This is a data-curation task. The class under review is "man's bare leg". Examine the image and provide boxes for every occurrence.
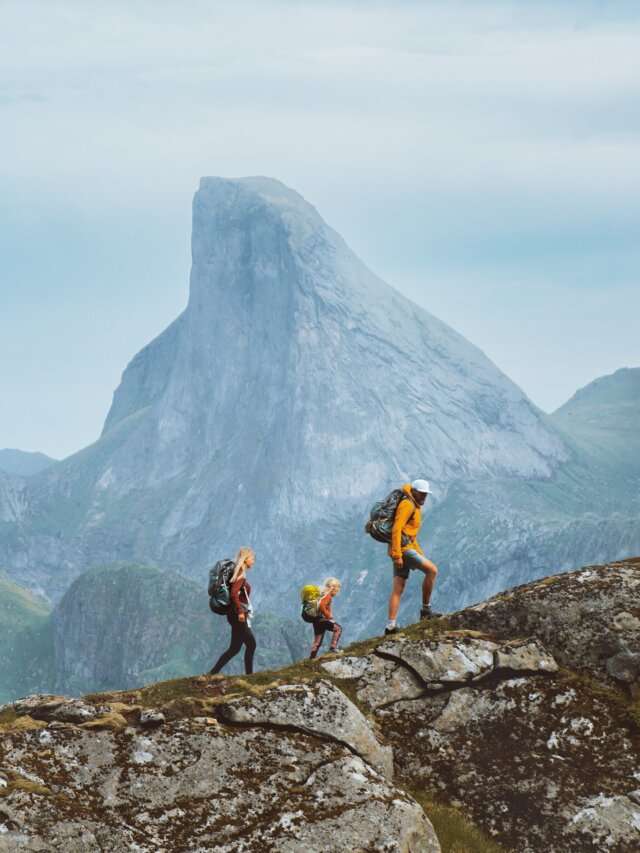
[418,558,438,607]
[388,576,406,622]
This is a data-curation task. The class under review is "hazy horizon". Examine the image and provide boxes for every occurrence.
[2,1,639,458]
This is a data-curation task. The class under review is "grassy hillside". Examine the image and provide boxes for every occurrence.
[0,564,310,702]
[0,575,54,703]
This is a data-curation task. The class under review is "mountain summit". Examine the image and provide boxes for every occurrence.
[104,176,565,488]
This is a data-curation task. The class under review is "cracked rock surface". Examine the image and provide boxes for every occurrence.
[450,557,640,695]
[218,679,393,779]
[321,565,640,851]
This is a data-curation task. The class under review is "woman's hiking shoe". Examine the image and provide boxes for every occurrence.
[420,605,443,619]
[384,625,399,635]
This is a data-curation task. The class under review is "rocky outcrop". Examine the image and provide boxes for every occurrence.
[324,634,639,852]
[449,557,640,696]
[0,679,439,852]
[2,561,639,852]
[218,679,393,779]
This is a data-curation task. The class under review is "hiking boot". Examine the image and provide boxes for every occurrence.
[420,605,443,620]
[384,625,399,635]
[328,648,344,656]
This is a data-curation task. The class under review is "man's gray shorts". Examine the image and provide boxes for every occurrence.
[393,549,428,580]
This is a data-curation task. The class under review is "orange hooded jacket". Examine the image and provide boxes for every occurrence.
[389,483,424,562]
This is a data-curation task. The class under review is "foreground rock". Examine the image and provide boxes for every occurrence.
[2,560,639,851]
[320,562,640,852]
[0,721,437,852]
[450,557,640,695]
[0,679,438,852]
[219,680,393,779]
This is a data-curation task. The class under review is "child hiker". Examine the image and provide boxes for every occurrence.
[309,577,343,659]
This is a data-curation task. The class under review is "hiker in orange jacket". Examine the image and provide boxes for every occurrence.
[386,479,440,635]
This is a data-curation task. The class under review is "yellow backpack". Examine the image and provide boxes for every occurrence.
[300,584,322,622]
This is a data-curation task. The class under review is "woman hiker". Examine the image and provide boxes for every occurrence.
[209,546,257,675]
[309,577,343,659]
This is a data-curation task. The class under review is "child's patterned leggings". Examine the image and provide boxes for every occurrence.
[310,619,342,658]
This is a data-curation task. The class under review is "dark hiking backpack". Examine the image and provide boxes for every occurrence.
[208,559,236,614]
[364,488,413,544]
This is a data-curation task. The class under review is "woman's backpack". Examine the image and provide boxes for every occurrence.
[208,559,236,614]
[300,584,321,623]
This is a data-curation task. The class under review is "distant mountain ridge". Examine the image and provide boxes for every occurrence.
[0,566,307,702]
[551,367,640,479]
[0,448,56,477]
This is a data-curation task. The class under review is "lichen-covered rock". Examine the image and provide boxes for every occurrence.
[219,679,394,779]
[139,708,165,727]
[2,560,639,852]
[493,640,558,674]
[377,636,498,684]
[373,672,640,851]
[324,636,558,703]
[564,793,640,851]
[450,558,640,692]
[0,715,439,852]
[321,654,425,708]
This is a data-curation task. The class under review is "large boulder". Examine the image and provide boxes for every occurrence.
[449,558,640,694]
[0,688,437,852]
[218,679,393,779]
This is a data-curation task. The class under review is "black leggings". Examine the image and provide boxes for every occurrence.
[210,619,256,675]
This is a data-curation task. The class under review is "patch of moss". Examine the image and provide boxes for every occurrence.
[409,790,506,853]
[0,707,18,727]
[557,668,640,733]
[0,771,51,798]
[80,711,128,731]
[3,715,47,732]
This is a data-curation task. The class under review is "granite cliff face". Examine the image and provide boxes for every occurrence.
[1,559,639,852]
[0,177,566,602]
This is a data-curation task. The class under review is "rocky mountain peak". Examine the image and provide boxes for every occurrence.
[0,177,579,607]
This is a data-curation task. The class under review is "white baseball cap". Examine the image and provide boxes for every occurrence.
[411,479,431,494]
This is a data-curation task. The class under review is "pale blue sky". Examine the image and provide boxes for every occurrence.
[1,0,639,458]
